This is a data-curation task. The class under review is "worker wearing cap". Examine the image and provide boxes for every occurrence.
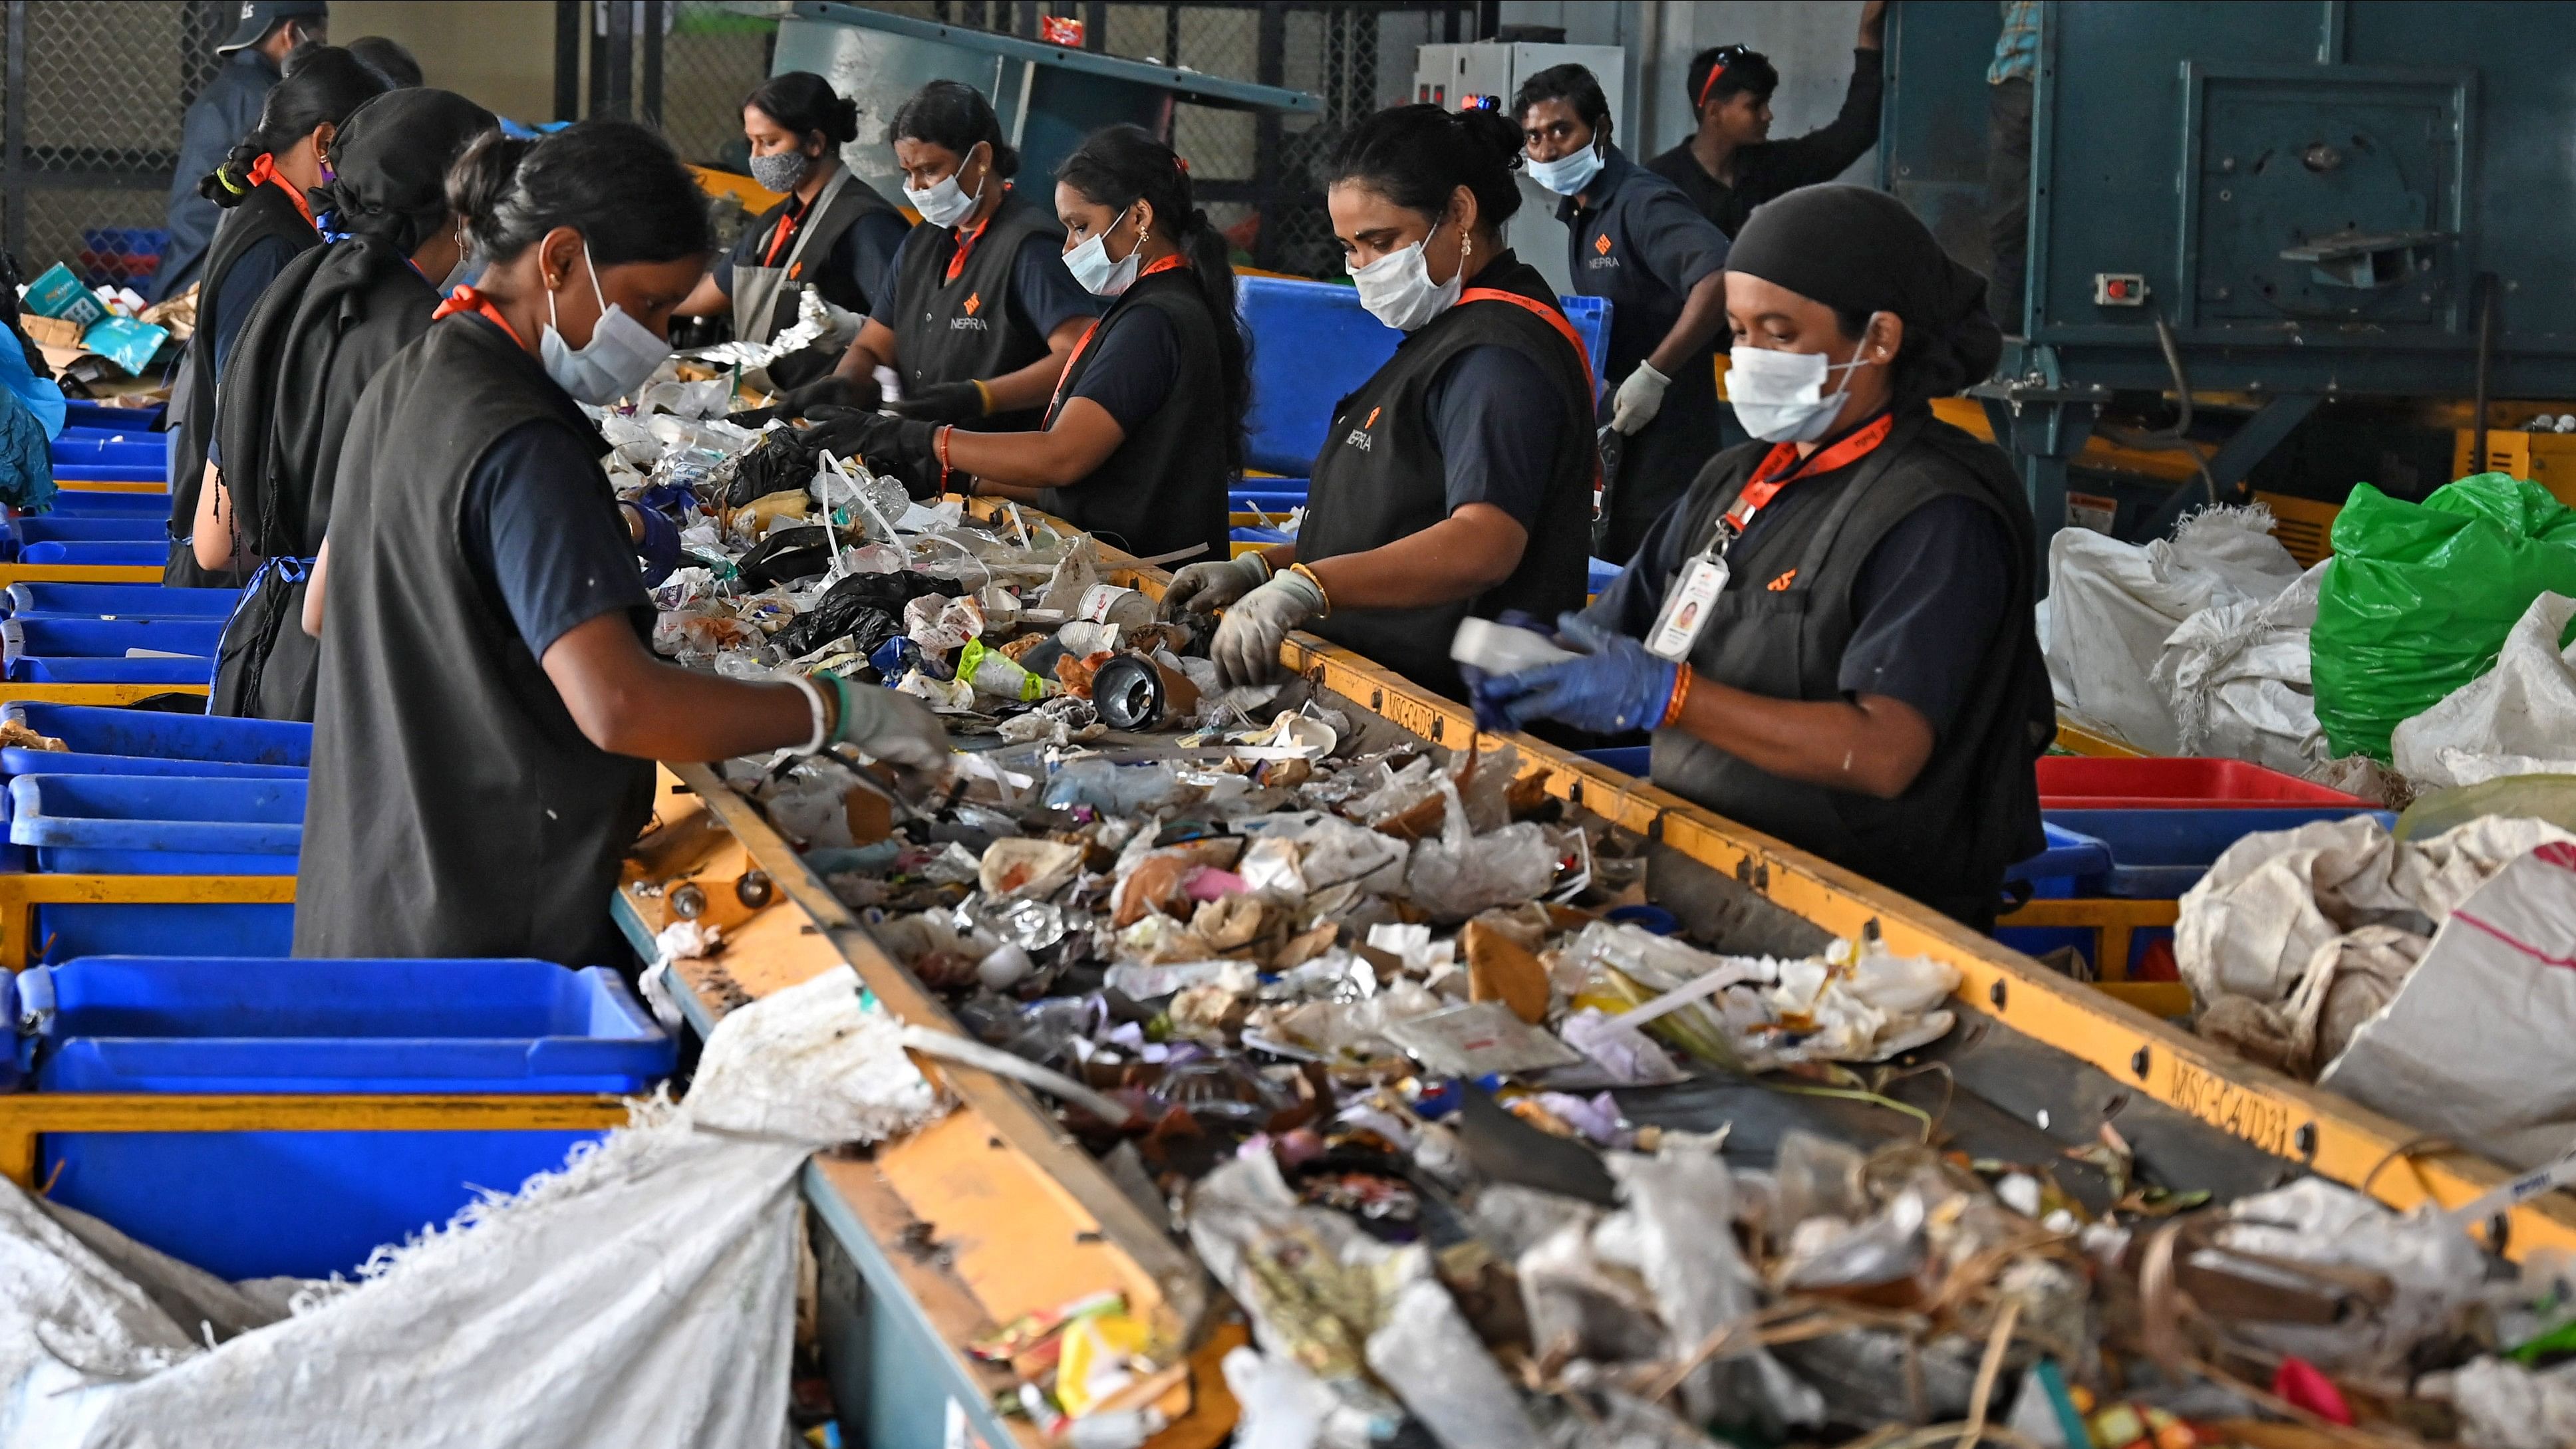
[1645,3,1888,240]
[151,1,329,304]
[1514,65,1731,567]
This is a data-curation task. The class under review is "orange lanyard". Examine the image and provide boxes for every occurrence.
[941,182,1014,283]
[1046,255,1189,415]
[1711,412,1895,549]
[761,198,804,267]
[245,153,317,231]
[430,285,528,349]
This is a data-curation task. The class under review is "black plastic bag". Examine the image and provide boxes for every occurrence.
[736,526,833,587]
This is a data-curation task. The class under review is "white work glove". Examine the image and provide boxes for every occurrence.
[1161,552,1270,620]
[820,673,952,791]
[1610,360,1671,435]
[1211,568,1326,688]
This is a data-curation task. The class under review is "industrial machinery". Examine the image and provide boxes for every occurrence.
[1411,41,1626,295]
[1881,0,2576,552]
[770,1,1316,199]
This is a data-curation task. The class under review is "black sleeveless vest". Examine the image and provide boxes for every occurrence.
[1647,411,2051,924]
[1295,251,1594,700]
[889,189,1060,432]
[1034,266,1229,565]
[168,182,318,587]
[295,317,652,966]
[740,173,905,332]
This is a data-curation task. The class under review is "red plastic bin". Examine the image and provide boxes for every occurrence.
[2035,757,2366,809]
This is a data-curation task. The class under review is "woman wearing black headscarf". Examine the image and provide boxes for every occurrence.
[196,87,498,720]
[1475,184,2051,927]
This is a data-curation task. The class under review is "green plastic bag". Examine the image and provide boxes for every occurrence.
[2311,473,2576,760]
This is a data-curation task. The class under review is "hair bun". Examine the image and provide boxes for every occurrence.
[1452,105,1526,168]
[827,96,860,145]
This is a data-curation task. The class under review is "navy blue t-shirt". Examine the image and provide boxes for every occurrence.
[881,221,1100,342]
[1062,303,1175,432]
[1586,478,2012,737]
[463,418,650,660]
[1425,343,1562,532]
[210,234,297,377]
[711,199,911,318]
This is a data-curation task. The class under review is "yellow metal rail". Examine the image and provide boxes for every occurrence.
[0,1093,631,1188]
[55,479,166,495]
[1993,896,2182,984]
[2053,716,2149,758]
[0,873,294,971]
[0,682,209,705]
[0,565,167,585]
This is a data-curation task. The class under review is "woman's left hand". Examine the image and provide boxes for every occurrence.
[889,380,988,424]
[1475,612,1679,734]
[1211,570,1327,687]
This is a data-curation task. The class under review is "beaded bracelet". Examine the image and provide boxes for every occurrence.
[1659,665,1692,727]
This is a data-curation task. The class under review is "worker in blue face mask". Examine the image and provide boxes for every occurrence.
[1516,63,1731,567]
[294,120,949,967]
[1159,103,1598,704]
[1471,186,2053,930]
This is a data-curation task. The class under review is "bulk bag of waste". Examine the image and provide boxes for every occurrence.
[2390,592,2576,788]
[2311,474,2576,761]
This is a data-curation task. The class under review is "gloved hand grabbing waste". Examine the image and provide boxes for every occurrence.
[815,671,952,793]
[726,371,881,427]
[1608,360,1669,435]
[629,502,684,587]
[1211,567,1327,688]
[1471,611,1680,735]
[889,379,988,424]
[1160,553,1270,620]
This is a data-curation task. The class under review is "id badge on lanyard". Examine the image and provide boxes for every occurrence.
[1641,413,1895,664]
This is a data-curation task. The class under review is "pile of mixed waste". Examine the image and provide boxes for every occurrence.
[611,392,2576,1449]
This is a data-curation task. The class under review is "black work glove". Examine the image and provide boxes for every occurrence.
[726,371,883,427]
[804,407,937,471]
[888,379,988,424]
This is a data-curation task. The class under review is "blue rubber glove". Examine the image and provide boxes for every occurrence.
[633,503,683,586]
[633,479,699,517]
[1459,610,1555,733]
[1481,611,1679,735]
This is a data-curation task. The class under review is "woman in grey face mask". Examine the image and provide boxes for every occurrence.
[672,71,909,393]
[194,86,498,721]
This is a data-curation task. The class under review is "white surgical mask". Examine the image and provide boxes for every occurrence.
[1064,205,1141,297]
[1351,222,1463,332]
[1726,326,1878,443]
[904,145,986,229]
[1524,143,1604,196]
[539,239,670,406]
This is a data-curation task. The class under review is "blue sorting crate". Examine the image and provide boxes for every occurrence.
[2043,807,2392,898]
[18,539,164,566]
[59,402,165,432]
[2003,822,2115,898]
[3,618,221,659]
[0,517,164,557]
[3,704,307,775]
[49,433,163,470]
[24,902,294,966]
[5,583,237,619]
[1581,745,1651,777]
[42,490,168,518]
[52,465,165,484]
[9,656,210,684]
[7,774,302,874]
[14,956,672,1279]
[1587,557,1620,594]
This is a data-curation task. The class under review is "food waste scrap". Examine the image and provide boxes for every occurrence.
[612,392,2576,1449]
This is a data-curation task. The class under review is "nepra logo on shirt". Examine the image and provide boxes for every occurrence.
[1343,404,1381,451]
[950,291,987,331]
[1587,230,1619,271]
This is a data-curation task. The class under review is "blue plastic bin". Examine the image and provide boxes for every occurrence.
[51,465,166,484]
[2003,822,2116,897]
[23,902,294,966]
[1580,745,1651,777]
[59,402,166,432]
[3,618,221,659]
[5,583,237,619]
[48,434,163,470]
[7,774,303,874]
[3,704,307,775]
[41,490,168,519]
[17,956,672,1279]
[17,539,164,566]
[8,656,211,684]
[2043,807,2392,898]
[0,517,165,557]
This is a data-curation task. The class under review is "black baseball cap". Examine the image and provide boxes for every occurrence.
[215,1,329,55]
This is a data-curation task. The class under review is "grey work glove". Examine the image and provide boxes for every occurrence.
[1160,553,1270,620]
[1609,360,1670,435]
[819,672,952,793]
[1211,567,1327,688]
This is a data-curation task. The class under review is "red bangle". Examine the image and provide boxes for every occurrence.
[1659,666,1691,727]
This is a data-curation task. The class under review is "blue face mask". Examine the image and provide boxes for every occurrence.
[539,238,670,406]
[1524,142,1604,196]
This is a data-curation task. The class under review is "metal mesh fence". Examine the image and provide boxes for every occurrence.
[656,1,781,170]
[9,0,227,284]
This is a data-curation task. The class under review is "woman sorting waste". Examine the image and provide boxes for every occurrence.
[166,45,388,589]
[1473,186,2053,928]
[293,121,951,968]
[194,87,497,721]
[756,80,1098,430]
[1161,103,1596,702]
[672,71,910,390]
[829,124,1240,566]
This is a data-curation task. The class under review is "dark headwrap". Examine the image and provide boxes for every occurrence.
[307,88,498,252]
[1727,184,2003,406]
